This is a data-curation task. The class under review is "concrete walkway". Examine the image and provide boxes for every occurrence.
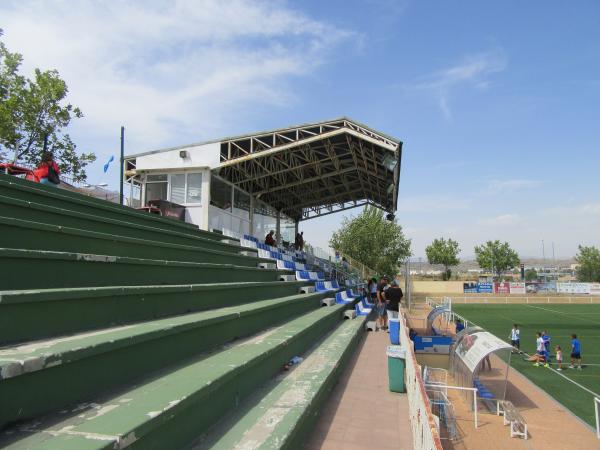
[304,330,413,450]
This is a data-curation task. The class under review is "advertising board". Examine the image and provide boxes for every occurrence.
[494,282,510,294]
[477,282,493,294]
[557,282,591,294]
[510,282,526,294]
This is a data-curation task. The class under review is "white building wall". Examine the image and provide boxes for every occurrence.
[136,142,221,171]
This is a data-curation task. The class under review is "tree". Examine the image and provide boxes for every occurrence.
[474,240,520,278]
[0,29,95,181]
[524,268,538,281]
[425,238,460,280]
[329,205,411,277]
[575,245,600,282]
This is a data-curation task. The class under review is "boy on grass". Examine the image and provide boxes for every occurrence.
[509,324,520,353]
[542,330,551,368]
[526,332,546,366]
[569,334,582,370]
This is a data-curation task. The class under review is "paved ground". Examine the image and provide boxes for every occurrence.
[304,330,413,450]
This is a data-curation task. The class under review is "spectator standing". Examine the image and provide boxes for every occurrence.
[265,230,276,247]
[376,276,389,331]
[33,153,60,186]
[294,231,304,251]
[368,277,378,303]
[384,279,403,320]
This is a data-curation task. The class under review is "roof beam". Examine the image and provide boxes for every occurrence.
[254,166,356,196]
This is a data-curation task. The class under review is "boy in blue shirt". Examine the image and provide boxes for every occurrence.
[542,330,551,368]
[569,334,582,370]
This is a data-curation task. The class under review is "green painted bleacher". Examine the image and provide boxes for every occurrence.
[0,293,330,427]
[0,249,281,290]
[0,195,251,255]
[0,307,346,449]
[195,315,366,450]
[0,175,365,450]
[0,216,266,267]
[0,175,200,234]
[0,281,309,344]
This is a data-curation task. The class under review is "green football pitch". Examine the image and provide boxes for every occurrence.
[452,303,600,428]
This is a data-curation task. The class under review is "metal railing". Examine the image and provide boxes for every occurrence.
[399,311,444,450]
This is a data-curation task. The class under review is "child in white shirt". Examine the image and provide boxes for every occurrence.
[555,345,563,371]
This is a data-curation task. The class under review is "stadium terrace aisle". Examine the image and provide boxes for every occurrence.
[304,331,413,450]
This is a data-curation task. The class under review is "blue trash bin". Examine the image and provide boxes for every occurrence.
[389,318,400,345]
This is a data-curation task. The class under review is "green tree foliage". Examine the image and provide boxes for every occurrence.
[525,268,538,281]
[0,30,95,181]
[425,237,460,280]
[575,245,600,282]
[329,206,411,277]
[474,240,520,278]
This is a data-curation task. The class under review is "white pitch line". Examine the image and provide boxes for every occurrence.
[524,304,600,326]
[519,351,600,398]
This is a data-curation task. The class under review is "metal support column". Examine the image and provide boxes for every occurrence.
[249,195,254,237]
[276,210,281,246]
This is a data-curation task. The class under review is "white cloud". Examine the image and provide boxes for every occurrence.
[487,178,542,193]
[477,213,521,226]
[579,203,600,216]
[0,0,355,161]
[409,48,507,119]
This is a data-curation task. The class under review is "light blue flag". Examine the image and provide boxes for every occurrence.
[103,155,115,173]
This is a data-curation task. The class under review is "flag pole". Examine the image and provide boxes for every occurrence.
[119,126,124,205]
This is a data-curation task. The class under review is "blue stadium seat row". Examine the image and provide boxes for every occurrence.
[276,260,308,271]
[295,270,325,282]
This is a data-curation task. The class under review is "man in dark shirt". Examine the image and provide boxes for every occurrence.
[384,279,403,320]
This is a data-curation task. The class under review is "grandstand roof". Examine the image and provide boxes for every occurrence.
[126,117,402,221]
[216,117,402,221]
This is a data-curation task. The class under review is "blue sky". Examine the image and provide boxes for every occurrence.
[2,0,599,259]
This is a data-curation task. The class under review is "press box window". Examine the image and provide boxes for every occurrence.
[145,174,168,204]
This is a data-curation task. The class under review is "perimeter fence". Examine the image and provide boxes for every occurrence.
[425,296,600,305]
[400,310,444,450]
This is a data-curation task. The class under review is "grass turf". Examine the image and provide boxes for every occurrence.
[452,303,600,428]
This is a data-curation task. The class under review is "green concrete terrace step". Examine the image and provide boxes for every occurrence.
[195,315,366,450]
[0,249,283,290]
[0,175,200,235]
[0,292,329,428]
[0,216,268,268]
[0,194,253,256]
[0,281,309,345]
[0,305,346,449]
